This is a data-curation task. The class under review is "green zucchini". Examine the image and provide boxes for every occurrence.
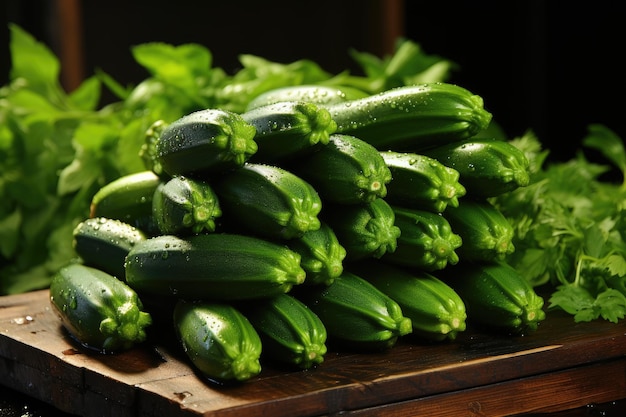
[89,170,162,233]
[125,233,306,300]
[295,271,412,351]
[174,300,262,383]
[350,261,467,342]
[72,217,147,280]
[151,175,222,236]
[138,119,170,178]
[323,198,401,261]
[383,205,462,271]
[285,134,393,205]
[49,264,152,353]
[423,138,530,197]
[241,101,337,162]
[444,199,515,262]
[245,84,369,111]
[241,293,327,369]
[155,108,258,177]
[380,151,466,213]
[323,83,492,152]
[442,261,546,335]
[285,221,346,286]
[213,163,322,240]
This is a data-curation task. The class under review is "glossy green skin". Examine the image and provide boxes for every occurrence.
[380,151,466,213]
[241,101,337,162]
[174,300,262,383]
[383,205,462,271]
[295,272,412,351]
[351,261,467,342]
[323,198,401,261]
[423,138,530,198]
[444,199,515,262]
[90,171,162,232]
[151,176,222,236]
[243,294,327,369]
[245,84,369,111]
[138,119,170,178]
[214,163,322,240]
[155,108,258,177]
[72,217,147,280]
[287,134,393,205]
[444,261,546,335]
[49,264,152,353]
[125,234,306,300]
[323,83,493,152]
[286,221,346,286]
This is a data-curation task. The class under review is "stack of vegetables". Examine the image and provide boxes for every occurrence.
[50,79,547,384]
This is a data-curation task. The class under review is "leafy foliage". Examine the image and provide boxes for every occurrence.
[0,25,453,294]
[493,125,626,322]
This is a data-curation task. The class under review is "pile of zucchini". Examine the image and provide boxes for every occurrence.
[49,82,546,384]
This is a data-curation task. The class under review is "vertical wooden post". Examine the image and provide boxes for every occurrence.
[52,0,84,92]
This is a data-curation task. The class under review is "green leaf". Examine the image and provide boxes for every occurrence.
[583,124,626,177]
[8,24,60,94]
[68,76,101,111]
[596,289,626,323]
[0,209,21,258]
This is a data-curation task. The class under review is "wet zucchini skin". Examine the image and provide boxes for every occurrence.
[49,264,152,353]
[174,300,262,383]
[124,233,306,300]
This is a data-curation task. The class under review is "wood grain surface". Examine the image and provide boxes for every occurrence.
[1,289,625,417]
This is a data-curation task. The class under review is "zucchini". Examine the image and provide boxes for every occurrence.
[89,170,162,233]
[241,101,337,162]
[423,138,530,197]
[49,264,152,353]
[383,205,462,271]
[125,233,306,300]
[151,175,222,236]
[350,261,467,342]
[380,151,466,213]
[155,108,258,177]
[285,134,393,205]
[138,119,170,178]
[174,300,262,383]
[323,198,401,261]
[245,84,369,111]
[241,294,327,369]
[295,272,413,350]
[285,221,346,286]
[443,199,515,262]
[323,83,492,152]
[72,217,147,280]
[213,163,322,240]
[442,261,546,335]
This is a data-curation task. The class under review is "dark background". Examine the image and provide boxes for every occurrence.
[2,0,625,162]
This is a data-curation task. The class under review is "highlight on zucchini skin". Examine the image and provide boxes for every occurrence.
[72,217,147,280]
[49,264,152,353]
[245,84,369,111]
[294,271,413,351]
[151,175,222,236]
[124,233,306,300]
[323,82,493,152]
[213,163,322,240]
[423,137,531,198]
[286,134,393,205]
[442,261,546,335]
[241,101,338,162]
[173,300,262,383]
[380,151,466,213]
[241,293,328,370]
[155,108,258,177]
[350,261,467,342]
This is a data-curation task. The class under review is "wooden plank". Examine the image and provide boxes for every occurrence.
[1,289,626,417]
